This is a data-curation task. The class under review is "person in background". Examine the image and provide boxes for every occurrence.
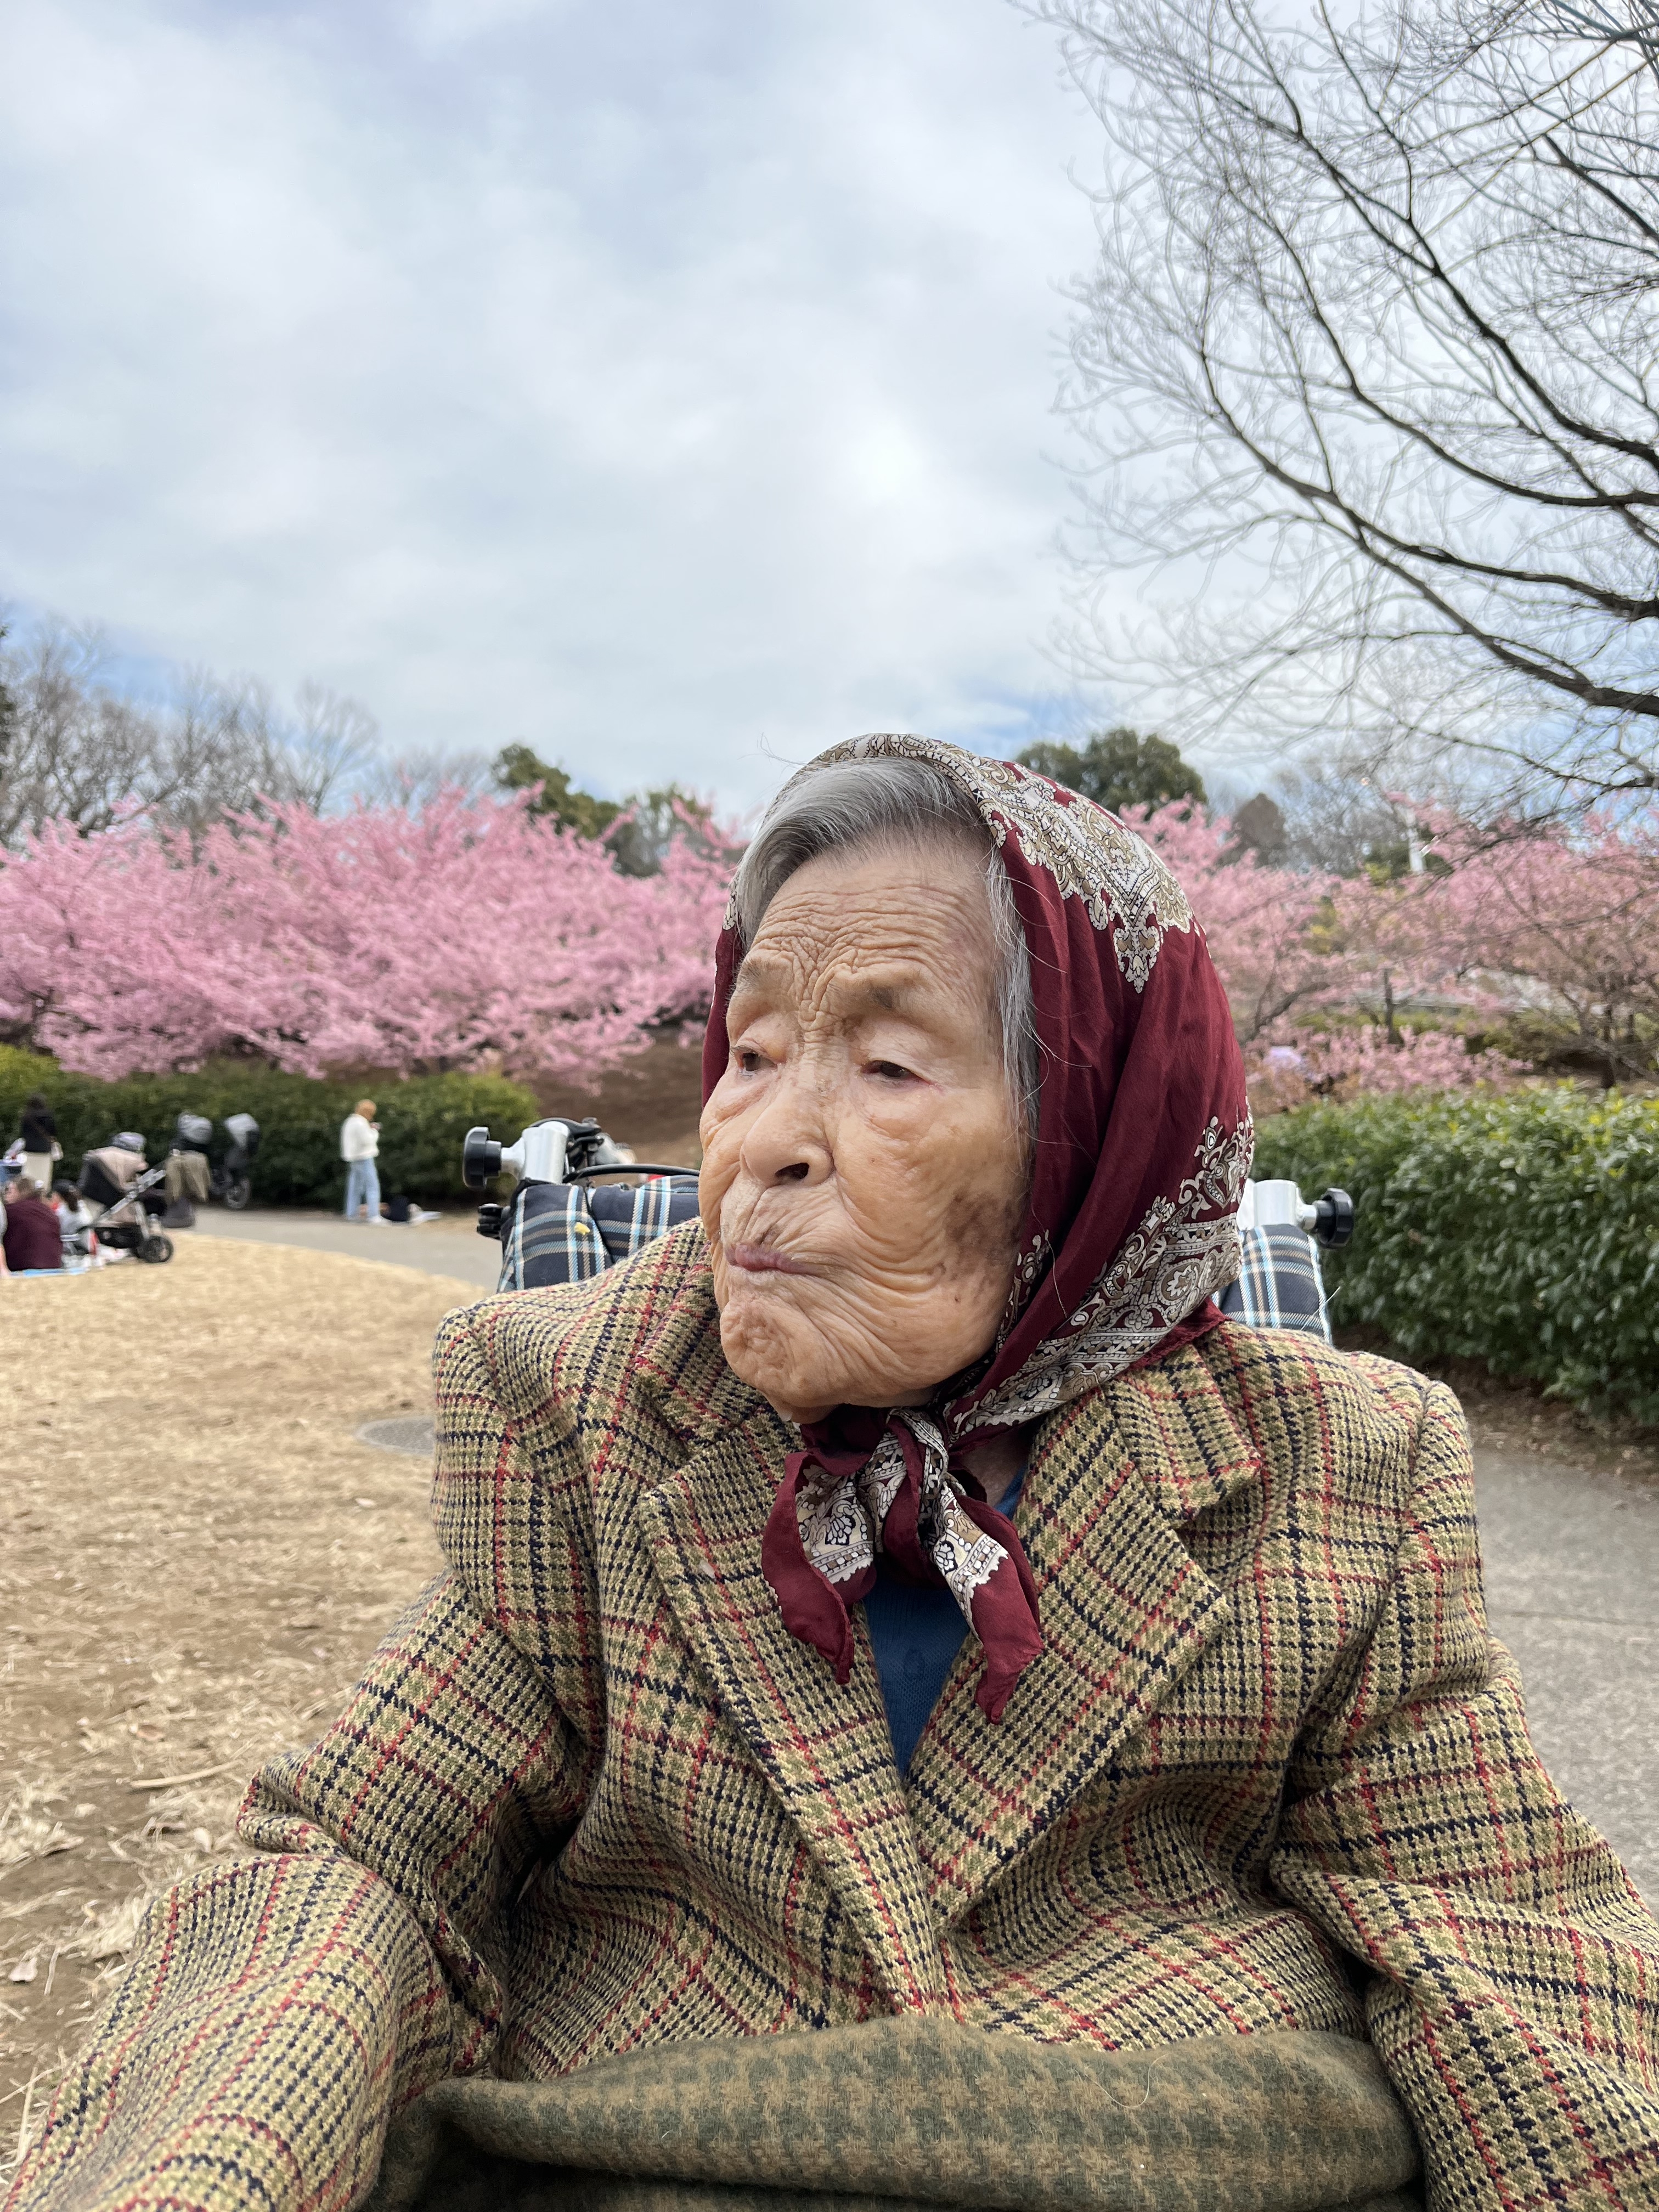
[382,1192,440,1224]
[19,1090,58,1194]
[340,1099,383,1225]
[3,1177,64,1273]
[52,1178,97,1271]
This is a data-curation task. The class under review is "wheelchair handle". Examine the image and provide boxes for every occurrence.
[1311,1188,1355,1248]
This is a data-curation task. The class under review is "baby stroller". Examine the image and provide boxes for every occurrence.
[168,1111,259,1211]
[165,1110,259,1219]
[78,1135,174,1265]
[164,1114,214,1226]
[462,1119,1353,1330]
[217,1113,259,1210]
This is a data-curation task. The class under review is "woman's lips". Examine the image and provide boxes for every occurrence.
[726,1242,815,1277]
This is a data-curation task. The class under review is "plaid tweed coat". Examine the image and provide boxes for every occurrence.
[10,1223,1659,2212]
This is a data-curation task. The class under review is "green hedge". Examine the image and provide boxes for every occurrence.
[0,1048,536,1208]
[1252,1085,1659,1419]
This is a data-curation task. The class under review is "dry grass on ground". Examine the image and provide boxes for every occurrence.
[0,1237,481,2178]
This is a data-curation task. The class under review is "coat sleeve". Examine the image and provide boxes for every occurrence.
[1268,1372,1659,2211]
[5,1305,597,2212]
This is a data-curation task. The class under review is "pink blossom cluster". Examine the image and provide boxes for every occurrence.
[1130,802,1539,1100]
[4,777,1652,1101]
[0,792,733,1081]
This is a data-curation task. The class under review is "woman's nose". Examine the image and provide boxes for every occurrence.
[739,1075,832,1188]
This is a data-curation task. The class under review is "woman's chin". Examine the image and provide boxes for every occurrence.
[718,1295,846,1425]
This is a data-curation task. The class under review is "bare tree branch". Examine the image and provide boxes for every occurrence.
[0,617,382,845]
[1028,0,1659,809]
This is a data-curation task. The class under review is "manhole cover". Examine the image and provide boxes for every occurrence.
[356,1415,436,1458]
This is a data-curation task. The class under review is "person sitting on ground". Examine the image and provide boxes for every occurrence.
[52,1178,97,1269]
[2,1177,64,1274]
[383,1191,440,1223]
[341,1097,383,1224]
[11,738,1659,2212]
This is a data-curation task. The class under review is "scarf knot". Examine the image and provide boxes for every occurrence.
[760,1407,1044,1724]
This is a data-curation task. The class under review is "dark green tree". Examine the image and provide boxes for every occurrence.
[492,743,621,841]
[1015,727,1206,814]
[605,784,720,878]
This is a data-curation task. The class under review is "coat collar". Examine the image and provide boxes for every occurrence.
[634,1243,945,2008]
[637,1410,947,2013]
[633,1231,765,1446]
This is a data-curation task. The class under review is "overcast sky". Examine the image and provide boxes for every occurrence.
[0,0,1116,812]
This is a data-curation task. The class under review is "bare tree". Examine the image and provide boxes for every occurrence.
[364,744,497,812]
[1030,0,1659,810]
[1274,765,1421,875]
[0,617,379,844]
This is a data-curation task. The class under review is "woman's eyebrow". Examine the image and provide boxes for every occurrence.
[832,970,931,1015]
[730,950,786,996]
[729,957,928,1011]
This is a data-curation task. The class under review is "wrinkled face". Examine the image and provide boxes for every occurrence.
[699,840,1028,1426]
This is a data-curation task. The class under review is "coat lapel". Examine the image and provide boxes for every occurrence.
[634,1265,944,2013]
[905,1342,1263,1929]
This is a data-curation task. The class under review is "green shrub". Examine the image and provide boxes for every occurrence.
[0,1047,536,1208]
[1252,1085,1659,1418]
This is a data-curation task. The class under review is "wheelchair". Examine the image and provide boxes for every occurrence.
[463,1119,1352,1337]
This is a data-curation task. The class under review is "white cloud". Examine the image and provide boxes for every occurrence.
[0,0,1104,809]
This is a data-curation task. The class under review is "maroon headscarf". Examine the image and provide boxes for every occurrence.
[702,736,1252,1721]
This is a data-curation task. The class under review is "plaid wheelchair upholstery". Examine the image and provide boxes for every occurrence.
[1217,1223,1331,1341]
[500,1175,701,1291]
[502,1181,1330,1340]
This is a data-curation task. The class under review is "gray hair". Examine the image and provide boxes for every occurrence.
[731,755,1040,1141]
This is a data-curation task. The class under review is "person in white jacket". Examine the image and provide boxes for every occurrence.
[340,1099,383,1224]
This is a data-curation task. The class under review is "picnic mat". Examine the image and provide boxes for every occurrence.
[364,2016,1421,2212]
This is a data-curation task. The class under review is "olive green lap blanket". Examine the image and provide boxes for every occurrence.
[364,2018,1420,2212]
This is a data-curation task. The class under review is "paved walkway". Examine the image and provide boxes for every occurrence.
[179,1209,1659,1908]
[185,1204,503,1288]
[1474,1446,1657,1910]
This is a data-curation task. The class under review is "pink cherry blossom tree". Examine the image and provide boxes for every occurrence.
[9,774,1653,1102]
[1127,802,1348,1046]
[0,790,734,1082]
[1130,801,1521,1099]
[1401,810,1659,1085]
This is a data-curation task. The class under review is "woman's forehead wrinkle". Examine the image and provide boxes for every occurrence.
[743,912,985,1010]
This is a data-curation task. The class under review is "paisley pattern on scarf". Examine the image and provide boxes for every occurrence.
[796,1414,1012,1613]
[816,733,1196,991]
[707,735,1252,1722]
[971,1116,1255,1431]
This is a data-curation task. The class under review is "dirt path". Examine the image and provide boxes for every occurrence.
[0,1238,478,2172]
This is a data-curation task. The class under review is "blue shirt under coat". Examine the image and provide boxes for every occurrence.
[860,1463,1027,1775]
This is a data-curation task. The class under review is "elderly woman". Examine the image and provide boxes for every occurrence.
[12,739,1658,2212]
